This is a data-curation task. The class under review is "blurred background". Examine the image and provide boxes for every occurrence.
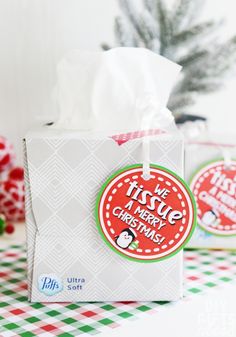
[0,0,236,163]
[0,3,236,335]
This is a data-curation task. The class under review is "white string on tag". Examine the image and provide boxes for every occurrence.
[220,147,232,170]
[142,136,151,180]
[205,123,232,170]
[136,94,175,181]
[137,94,158,181]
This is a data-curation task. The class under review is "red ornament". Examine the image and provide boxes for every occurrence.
[5,223,15,234]
[8,167,24,181]
[0,166,25,222]
[0,136,15,173]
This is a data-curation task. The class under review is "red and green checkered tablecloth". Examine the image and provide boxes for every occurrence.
[0,245,236,336]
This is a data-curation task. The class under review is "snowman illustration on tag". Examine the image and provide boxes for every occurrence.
[115,228,137,249]
[201,209,220,228]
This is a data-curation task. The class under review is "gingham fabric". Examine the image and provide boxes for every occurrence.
[111,129,166,145]
[1,245,236,336]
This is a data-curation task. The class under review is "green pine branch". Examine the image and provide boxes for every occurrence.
[101,0,236,116]
[171,21,217,47]
[156,1,173,55]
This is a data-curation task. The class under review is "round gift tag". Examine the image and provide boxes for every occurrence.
[190,160,236,236]
[96,164,196,262]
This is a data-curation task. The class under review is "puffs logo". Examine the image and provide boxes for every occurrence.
[38,274,63,296]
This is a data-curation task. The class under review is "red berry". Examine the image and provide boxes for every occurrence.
[0,178,25,222]
[0,136,15,173]
[5,223,15,234]
[8,167,24,181]
[0,154,10,166]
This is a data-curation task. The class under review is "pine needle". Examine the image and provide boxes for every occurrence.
[102,0,236,116]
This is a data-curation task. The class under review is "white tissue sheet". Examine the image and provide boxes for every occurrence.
[54,48,181,132]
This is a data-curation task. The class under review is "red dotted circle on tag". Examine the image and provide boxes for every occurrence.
[190,160,236,236]
[96,165,196,262]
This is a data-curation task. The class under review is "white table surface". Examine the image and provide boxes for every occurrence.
[101,283,236,337]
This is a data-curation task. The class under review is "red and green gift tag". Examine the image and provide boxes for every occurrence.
[96,164,196,262]
[190,160,236,236]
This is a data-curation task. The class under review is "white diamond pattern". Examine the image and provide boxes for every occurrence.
[24,133,184,301]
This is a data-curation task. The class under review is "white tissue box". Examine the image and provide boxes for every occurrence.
[24,127,185,302]
[186,136,236,249]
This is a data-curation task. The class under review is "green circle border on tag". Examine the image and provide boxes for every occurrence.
[189,158,236,237]
[95,164,197,263]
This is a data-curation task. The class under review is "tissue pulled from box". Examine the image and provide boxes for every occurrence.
[53,47,181,132]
